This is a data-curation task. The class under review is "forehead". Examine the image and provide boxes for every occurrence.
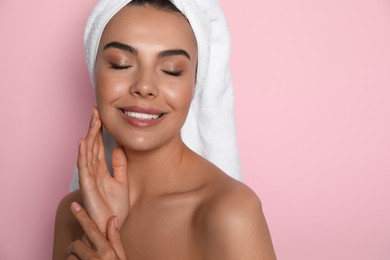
[100,6,197,52]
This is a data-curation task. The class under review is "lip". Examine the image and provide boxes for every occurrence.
[119,106,166,128]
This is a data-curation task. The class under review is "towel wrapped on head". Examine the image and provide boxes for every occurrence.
[71,0,241,191]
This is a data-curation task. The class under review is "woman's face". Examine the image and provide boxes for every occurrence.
[94,5,198,151]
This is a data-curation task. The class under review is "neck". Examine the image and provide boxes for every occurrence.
[123,135,191,202]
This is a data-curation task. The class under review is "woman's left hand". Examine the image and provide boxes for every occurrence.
[67,202,127,260]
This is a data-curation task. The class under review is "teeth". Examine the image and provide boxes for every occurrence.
[124,111,160,120]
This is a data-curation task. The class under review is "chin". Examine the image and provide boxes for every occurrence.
[108,127,182,153]
[121,137,162,152]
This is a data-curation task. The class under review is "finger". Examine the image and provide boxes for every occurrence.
[86,109,102,170]
[81,234,93,248]
[92,124,100,165]
[87,120,101,171]
[70,202,109,251]
[77,139,87,171]
[107,216,127,260]
[89,106,98,126]
[97,128,106,161]
[112,146,128,184]
[94,109,106,162]
[68,239,97,260]
[77,140,97,192]
[77,139,90,188]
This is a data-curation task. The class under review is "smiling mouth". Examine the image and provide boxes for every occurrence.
[122,110,164,120]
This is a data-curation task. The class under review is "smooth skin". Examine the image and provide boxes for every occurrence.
[53,5,276,260]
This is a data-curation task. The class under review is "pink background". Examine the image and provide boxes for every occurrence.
[1,0,389,259]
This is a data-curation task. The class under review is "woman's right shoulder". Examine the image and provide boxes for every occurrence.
[52,190,83,259]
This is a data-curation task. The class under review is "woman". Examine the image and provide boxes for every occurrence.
[53,0,276,259]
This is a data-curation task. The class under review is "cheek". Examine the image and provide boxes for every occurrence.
[164,82,194,111]
[94,68,127,127]
[95,67,128,105]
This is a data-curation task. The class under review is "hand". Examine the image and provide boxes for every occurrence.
[67,202,127,260]
[78,108,130,232]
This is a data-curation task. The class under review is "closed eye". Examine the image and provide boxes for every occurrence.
[110,63,132,70]
[162,70,183,77]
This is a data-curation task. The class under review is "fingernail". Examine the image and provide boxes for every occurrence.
[90,118,95,127]
[71,202,81,211]
[78,139,83,146]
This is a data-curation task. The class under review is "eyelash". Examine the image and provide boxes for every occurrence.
[162,70,183,77]
[110,63,182,77]
[110,63,131,70]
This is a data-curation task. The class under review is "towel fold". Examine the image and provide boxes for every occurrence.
[71,0,241,191]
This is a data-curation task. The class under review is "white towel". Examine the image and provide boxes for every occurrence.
[71,0,241,191]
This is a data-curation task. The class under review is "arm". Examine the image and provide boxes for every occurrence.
[53,108,130,259]
[52,191,84,260]
[204,185,277,260]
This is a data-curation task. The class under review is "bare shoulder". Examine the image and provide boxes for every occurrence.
[52,190,83,260]
[199,169,277,260]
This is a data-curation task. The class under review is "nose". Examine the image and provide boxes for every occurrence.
[129,68,158,98]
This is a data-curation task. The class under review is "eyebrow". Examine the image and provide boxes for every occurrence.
[158,49,191,61]
[104,42,137,55]
[103,41,191,61]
